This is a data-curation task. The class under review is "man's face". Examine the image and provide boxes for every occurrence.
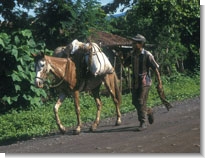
[133,41,143,50]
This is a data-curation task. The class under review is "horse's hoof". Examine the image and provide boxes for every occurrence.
[90,125,97,132]
[115,120,121,126]
[60,130,66,134]
[73,130,80,135]
[90,127,96,132]
[59,127,67,134]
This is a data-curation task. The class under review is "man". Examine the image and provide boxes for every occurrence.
[127,34,163,131]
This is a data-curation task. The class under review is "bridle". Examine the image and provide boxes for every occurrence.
[35,58,69,88]
[35,76,45,82]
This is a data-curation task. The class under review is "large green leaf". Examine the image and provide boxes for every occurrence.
[17,65,23,72]
[0,38,5,47]
[11,72,21,82]
[27,39,36,48]
[15,85,21,92]
[12,47,18,59]
[0,33,10,47]
[21,30,32,38]
[14,36,20,45]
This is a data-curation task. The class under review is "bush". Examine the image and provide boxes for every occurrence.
[0,29,52,113]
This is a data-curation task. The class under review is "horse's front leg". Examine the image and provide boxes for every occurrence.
[54,94,66,134]
[73,90,81,135]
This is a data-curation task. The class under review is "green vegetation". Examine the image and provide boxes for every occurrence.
[0,73,200,144]
[0,30,51,112]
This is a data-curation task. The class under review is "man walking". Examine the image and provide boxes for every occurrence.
[127,34,164,131]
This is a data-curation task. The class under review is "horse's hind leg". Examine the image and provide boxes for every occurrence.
[90,85,103,131]
[54,94,66,134]
[103,73,122,126]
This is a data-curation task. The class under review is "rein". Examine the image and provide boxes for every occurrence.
[49,77,65,88]
[35,76,64,88]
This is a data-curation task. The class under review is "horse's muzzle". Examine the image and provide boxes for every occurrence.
[35,77,44,88]
[36,81,44,88]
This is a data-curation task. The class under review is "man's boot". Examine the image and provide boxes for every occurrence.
[137,122,147,131]
[147,107,154,124]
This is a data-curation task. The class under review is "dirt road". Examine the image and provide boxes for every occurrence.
[0,97,200,153]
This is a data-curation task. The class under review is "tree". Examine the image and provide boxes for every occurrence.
[108,0,200,74]
[102,0,133,14]
[0,0,40,29]
[1,0,112,49]
[31,0,110,49]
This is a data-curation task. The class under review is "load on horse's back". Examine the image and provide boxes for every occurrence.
[70,39,114,77]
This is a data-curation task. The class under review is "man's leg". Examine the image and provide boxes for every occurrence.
[132,86,150,130]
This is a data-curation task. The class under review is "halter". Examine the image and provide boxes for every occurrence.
[35,76,45,81]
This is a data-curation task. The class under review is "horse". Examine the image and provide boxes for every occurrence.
[33,44,122,135]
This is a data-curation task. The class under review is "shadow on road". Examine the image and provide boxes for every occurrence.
[83,125,139,134]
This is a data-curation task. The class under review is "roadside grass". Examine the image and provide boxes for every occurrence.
[0,73,200,145]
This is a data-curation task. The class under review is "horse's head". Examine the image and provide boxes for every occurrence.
[69,39,91,55]
[32,52,50,88]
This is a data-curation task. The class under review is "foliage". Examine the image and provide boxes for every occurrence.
[109,0,200,74]
[0,29,51,112]
[154,30,188,74]
[0,73,200,144]
[31,0,111,49]
[0,0,41,30]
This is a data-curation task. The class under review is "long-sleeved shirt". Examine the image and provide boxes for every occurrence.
[126,49,159,89]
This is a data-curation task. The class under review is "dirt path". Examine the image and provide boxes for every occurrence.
[0,97,200,153]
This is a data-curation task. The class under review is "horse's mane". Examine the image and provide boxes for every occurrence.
[46,55,68,63]
[70,50,88,79]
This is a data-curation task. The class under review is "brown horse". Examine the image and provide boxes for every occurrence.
[33,52,122,135]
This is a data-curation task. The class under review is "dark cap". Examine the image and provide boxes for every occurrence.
[130,34,146,43]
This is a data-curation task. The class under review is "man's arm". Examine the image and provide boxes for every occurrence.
[155,68,162,89]
[154,68,173,111]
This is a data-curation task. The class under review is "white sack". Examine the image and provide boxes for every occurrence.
[70,40,114,76]
[85,51,114,76]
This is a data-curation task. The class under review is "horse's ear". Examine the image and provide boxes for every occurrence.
[40,51,45,57]
[31,53,37,58]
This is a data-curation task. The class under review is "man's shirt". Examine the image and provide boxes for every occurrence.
[131,49,159,88]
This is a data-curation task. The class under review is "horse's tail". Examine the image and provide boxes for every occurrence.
[113,72,121,105]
